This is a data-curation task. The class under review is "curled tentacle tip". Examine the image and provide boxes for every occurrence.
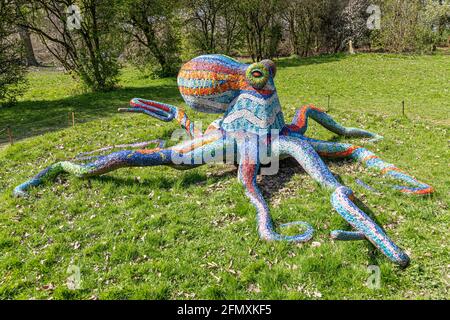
[396,253,410,269]
[367,134,383,143]
[335,186,355,200]
[277,221,315,243]
[13,188,29,198]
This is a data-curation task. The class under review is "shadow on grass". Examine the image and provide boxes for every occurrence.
[258,156,391,265]
[88,174,181,191]
[53,153,395,265]
[0,83,180,143]
[87,165,238,192]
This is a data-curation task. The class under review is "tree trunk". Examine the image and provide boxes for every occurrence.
[18,24,39,66]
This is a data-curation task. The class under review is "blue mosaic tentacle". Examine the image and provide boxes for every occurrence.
[14,133,226,197]
[14,161,99,197]
[279,135,410,267]
[331,186,410,267]
[120,98,176,121]
[356,179,380,193]
[330,230,366,241]
[287,105,383,142]
[74,139,166,161]
[301,137,433,195]
[119,98,202,138]
[238,137,314,242]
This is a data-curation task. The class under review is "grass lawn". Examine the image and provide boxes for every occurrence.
[0,53,448,299]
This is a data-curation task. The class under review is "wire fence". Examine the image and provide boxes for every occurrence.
[0,95,434,147]
[0,106,119,146]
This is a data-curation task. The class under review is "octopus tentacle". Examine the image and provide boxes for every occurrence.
[204,118,223,135]
[330,230,366,241]
[330,186,410,267]
[279,135,410,267]
[74,139,166,161]
[14,132,226,197]
[118,98,203,138]
[301,137,433,195]
[286,105,383,142]
[237,137,314,242]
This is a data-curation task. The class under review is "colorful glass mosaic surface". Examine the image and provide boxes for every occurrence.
[15,55,434,267]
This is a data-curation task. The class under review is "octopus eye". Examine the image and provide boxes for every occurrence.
[252,70,263,78]
[246,62,269,89]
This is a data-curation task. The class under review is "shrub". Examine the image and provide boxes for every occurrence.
[123,0,181,78]
[371,0,450,53]
[21,0,124,91]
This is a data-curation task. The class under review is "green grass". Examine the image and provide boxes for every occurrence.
[0,53,449,299]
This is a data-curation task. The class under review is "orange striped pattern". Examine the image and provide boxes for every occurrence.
[179,81,244,96]
[178,70,243,82]
[171,133,222,154]
[295,105,326,128]
[402,186,434,195]
[381,166,402,175]
[318,146,360,158]
[362,155,379,162]
[136,148,162,155]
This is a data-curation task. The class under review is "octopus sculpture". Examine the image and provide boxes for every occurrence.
[14,55,433,267]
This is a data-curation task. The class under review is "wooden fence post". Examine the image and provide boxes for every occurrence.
[71,112,75,127]
[7,126,13,145]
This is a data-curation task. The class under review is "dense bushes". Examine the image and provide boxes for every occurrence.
[371,0,450,53]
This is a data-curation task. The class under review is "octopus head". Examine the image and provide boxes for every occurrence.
[177,55,277,114]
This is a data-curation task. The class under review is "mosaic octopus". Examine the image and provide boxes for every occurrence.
[14,55,433,267]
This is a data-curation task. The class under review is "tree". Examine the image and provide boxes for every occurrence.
[369,0,449,52]
[216,0,242,55]
[184,0,227,54]
[340,0,371,50]
[18,26,39,67]
[124,0,181,77]
[281,0,322,56]
[238,0,283,61]
[421,0,450,49]
[314,0,350,53]
[20,0,123,91]
[14,0,40,66]
[182,0,243,57]
[0,0,27,107]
